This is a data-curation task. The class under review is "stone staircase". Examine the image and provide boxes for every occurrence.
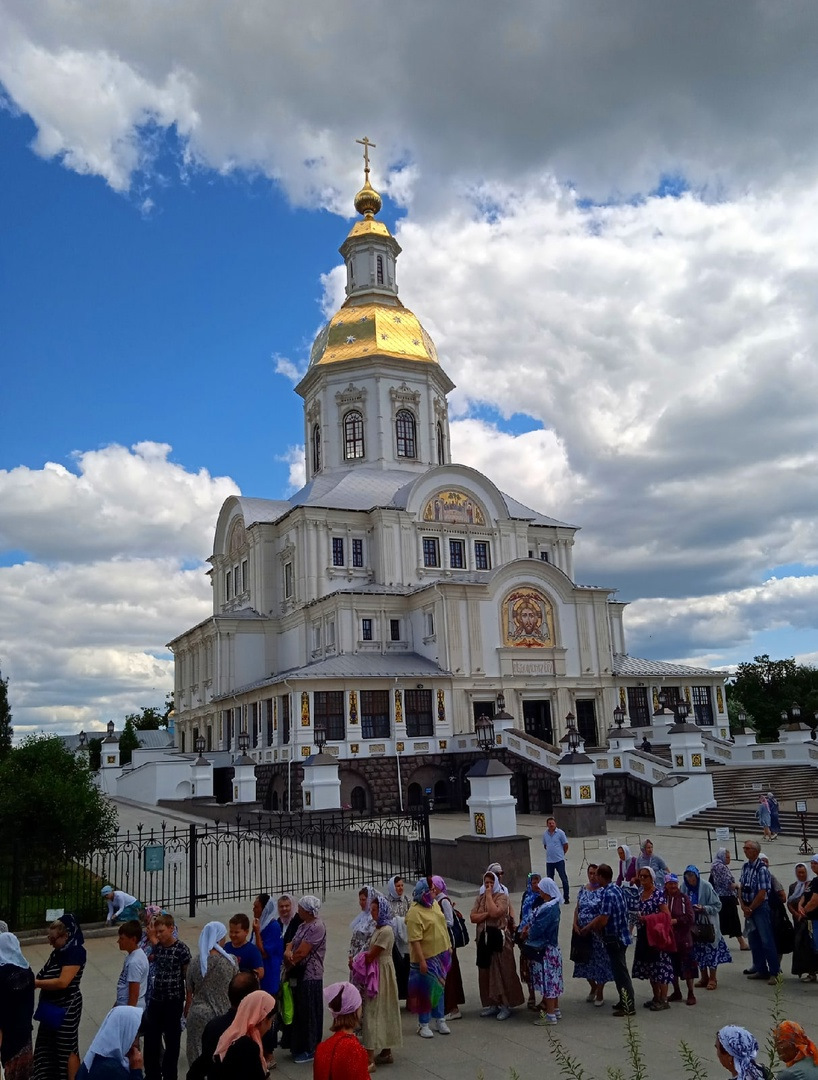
[676,763,818,836]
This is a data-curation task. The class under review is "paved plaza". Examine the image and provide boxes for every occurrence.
[19,800,818,1080]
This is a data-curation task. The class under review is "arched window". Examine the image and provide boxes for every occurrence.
[376,255,384,285]
[396,409,417,458]
[350,785,368,810]
[436,421,445,465]
[343,410,365,460]
[312,423,321,473]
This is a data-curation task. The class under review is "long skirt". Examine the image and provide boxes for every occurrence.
[671,947,698,982]
[114,902,143,923]
[443,948,465,1014]
[792,920,818,977]
[693,938,731,970]
[407,952,450,1017]
[33,989,82,1080]
[477,938,525,1009]
[718,894,743,939]
[529,945,564,1000]
[392,944,410,1000]
[290,978,323,1058]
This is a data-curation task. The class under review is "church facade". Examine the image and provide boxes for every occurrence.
[168,163,726,814]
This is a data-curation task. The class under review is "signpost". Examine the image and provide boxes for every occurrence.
[707,827,739,861]
[796,801,810,855]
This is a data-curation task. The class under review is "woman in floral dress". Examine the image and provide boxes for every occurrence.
[517,873,544,1008]
[572,864,613,1006]
[630,867,673,1011]
[681,865,731,990]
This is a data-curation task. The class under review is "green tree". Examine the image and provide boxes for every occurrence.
[0,668,12,757]
[728,654,818,742]
[126,703,170,731]
[88,736,103,772]
[0,736,118,858]
[118,717,140,766]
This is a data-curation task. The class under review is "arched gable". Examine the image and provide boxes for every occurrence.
[401,464,509,526]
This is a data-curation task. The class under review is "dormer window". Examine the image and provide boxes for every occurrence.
[376,255,384,285]
[436,422,445,465]
[344,410,365,460]
[312,423,321,472]
[396,410,417,458]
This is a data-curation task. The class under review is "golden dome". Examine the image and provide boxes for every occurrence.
[353,179,382,219]
[309,302,439,367]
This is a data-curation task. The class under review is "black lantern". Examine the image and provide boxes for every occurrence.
[613,705,626,729]
[565,712,581,752]
[238,727,250,753]
[475,713,495,754]
[78,729,87,747]
[194,735,205,755]
[106,719,115,737]
[781,702,802,725]
[675,699,691,722]
[738,711,747,727]
[496,691,506,712]
[314,725,327,752]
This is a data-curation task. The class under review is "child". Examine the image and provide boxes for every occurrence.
[117,919,150,1010]
[143,913,191,1080]
[223,914,265,982]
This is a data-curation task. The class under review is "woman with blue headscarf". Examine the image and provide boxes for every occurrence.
[406,879,451,1039]
[716,1025,766,1080]
[681,865,731,991]
[361,894,402,1068]
[184,922,237,1063]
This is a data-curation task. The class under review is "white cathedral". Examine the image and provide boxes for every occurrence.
[168,157,726,815]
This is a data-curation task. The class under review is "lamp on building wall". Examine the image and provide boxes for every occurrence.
[565,712,581,753]
[78,729,87,747]
[314,725,327,753]
[194,735,205,756]
[497,691,506,712]
[612,705,626,729]
[106,720,115,738]
[475,713,495,754]
[238,727,250,753]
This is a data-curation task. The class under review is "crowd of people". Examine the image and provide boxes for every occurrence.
[1,831,817,1080]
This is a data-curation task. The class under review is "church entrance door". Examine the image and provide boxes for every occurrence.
[523,699,552,743]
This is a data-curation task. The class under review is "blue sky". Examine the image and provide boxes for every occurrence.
[1,1,817,734]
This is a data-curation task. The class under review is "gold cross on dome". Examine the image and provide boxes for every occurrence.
[356,136,376,181]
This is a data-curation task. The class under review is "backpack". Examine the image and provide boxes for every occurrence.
[439,893,469,949]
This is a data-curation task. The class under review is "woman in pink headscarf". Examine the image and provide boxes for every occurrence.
[212,989,275,1080]
[431,876,465,1022]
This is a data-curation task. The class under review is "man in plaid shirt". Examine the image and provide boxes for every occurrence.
[580,863,636,1015]
[739,839,780,983]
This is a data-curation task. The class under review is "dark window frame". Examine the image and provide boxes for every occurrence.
[390,618,401,642]
[352,538,364,567]
[361,618,373,641]
[332,537,345,567]
[449,538,465,569]
[692,685,714,726]
[405,689,434,738]
[474,541,490,570]
[423,537,440,567]
[313,690,345,741]
[361,689,391,739]
[312,423,321,472]
[395,409,417,458]
[626,686,650,727]
[343,410,365,460]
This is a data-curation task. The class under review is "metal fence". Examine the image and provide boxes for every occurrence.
[0,806,432,930]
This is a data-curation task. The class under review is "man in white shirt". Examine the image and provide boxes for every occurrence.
[116,920,150,1009]
[542,816,570,903]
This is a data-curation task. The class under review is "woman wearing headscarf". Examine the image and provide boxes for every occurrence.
[211,989,276,1080]
[636,840,668,888]
[313,983,369,1080]
[616,846,637,887]
[681,865,731,991]
[274,895,301,1053]
[470,869,524,1022]
[0,931,35,1080]
[521,878,562,1023]
[76,1006,142,1080]
[716,1025,766,1080]
[571,864,612,1006]
[348,887,376,969]
[630,866,673,1011]
[756,796,773,841]
[406,879,451,1039]
[101,887,142,926]
[664,874,696,1005]
[787,863,818,981]
[709,848,749,950]
[518,873,544,1009]
[384,877,410,1001]
[361,894,402,1069]
[283,897,326,1064]
[184,922,237,1063]
[32,914,87,1080]
[430,876,465,1022]
[251,894,284,996]
[768,792,781,840]
[774,1021,818,1080]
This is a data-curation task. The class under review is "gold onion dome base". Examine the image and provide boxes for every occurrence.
[353,179,382,218]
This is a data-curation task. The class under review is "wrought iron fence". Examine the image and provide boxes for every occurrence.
[0,806,431,931]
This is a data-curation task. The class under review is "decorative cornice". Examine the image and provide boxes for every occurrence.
[433,396,448,419]
[305,398,322,423]
[389,382,421,407]
[335,383,368,407]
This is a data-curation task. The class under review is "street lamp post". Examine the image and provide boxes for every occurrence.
[238,727,250,754]
[612,705,626,730]
[475,713,496,755]
[314,725,327,753]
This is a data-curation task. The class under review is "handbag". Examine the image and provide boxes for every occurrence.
[279,979,294,1026]
[691,913,715,944]
[34,1000,67,1030]
[475,925,504,969]
[570,930,593,964]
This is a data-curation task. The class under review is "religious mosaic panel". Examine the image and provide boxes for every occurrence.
[301,691,310,726]
[436,689,446,724]
[500,586,555,648]
[422,489,486,525]
[349,690,359,725]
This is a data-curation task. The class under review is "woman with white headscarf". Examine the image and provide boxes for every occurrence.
[348,886,376,968]
[0,931,35,1080]
[385,876,410,1000]
[283,897,327,1064]
[251,894,284,996]
[709,848,748,949]
[76,1006,142,1080]
[470,869,525,1022]
[184,923,237,1063]
[715,1025,766,1080]
[788,862,818,981]
[616,846,637,887]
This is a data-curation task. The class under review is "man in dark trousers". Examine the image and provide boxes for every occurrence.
[143,914,191,1080]
[580,863,636,1016]
[542,816,570,903]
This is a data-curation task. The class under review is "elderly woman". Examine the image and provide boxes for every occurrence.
[313,983,369,1080]
[101,888,142,926]
[709,849,749,950]
[431,876,465,1022]
[715,1025,767,1080]
[518,873,544,1008]
[774,1021,818,1080]
[385,876,410,1001]
[470,869,524,1022]
[0,932,35,1080]
[788,863,818,981]
[251,895,283,997]
[406,879,451,1039]
[283,896,327,1065]
[572,864,612,1006]
[664,874,696,1005]
[348,887,376,970]
[636,840,668,887]
[617,846,638,887]
[361,894,402,1069]
[212,990,276,1080]
[756,796,773,841]
[33,914,87,1080]
[521,878,562,1023]
[76,1006,142,1080]
[630,867,673,1011]
[681,865,730,991]
[185,922,237,1063]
